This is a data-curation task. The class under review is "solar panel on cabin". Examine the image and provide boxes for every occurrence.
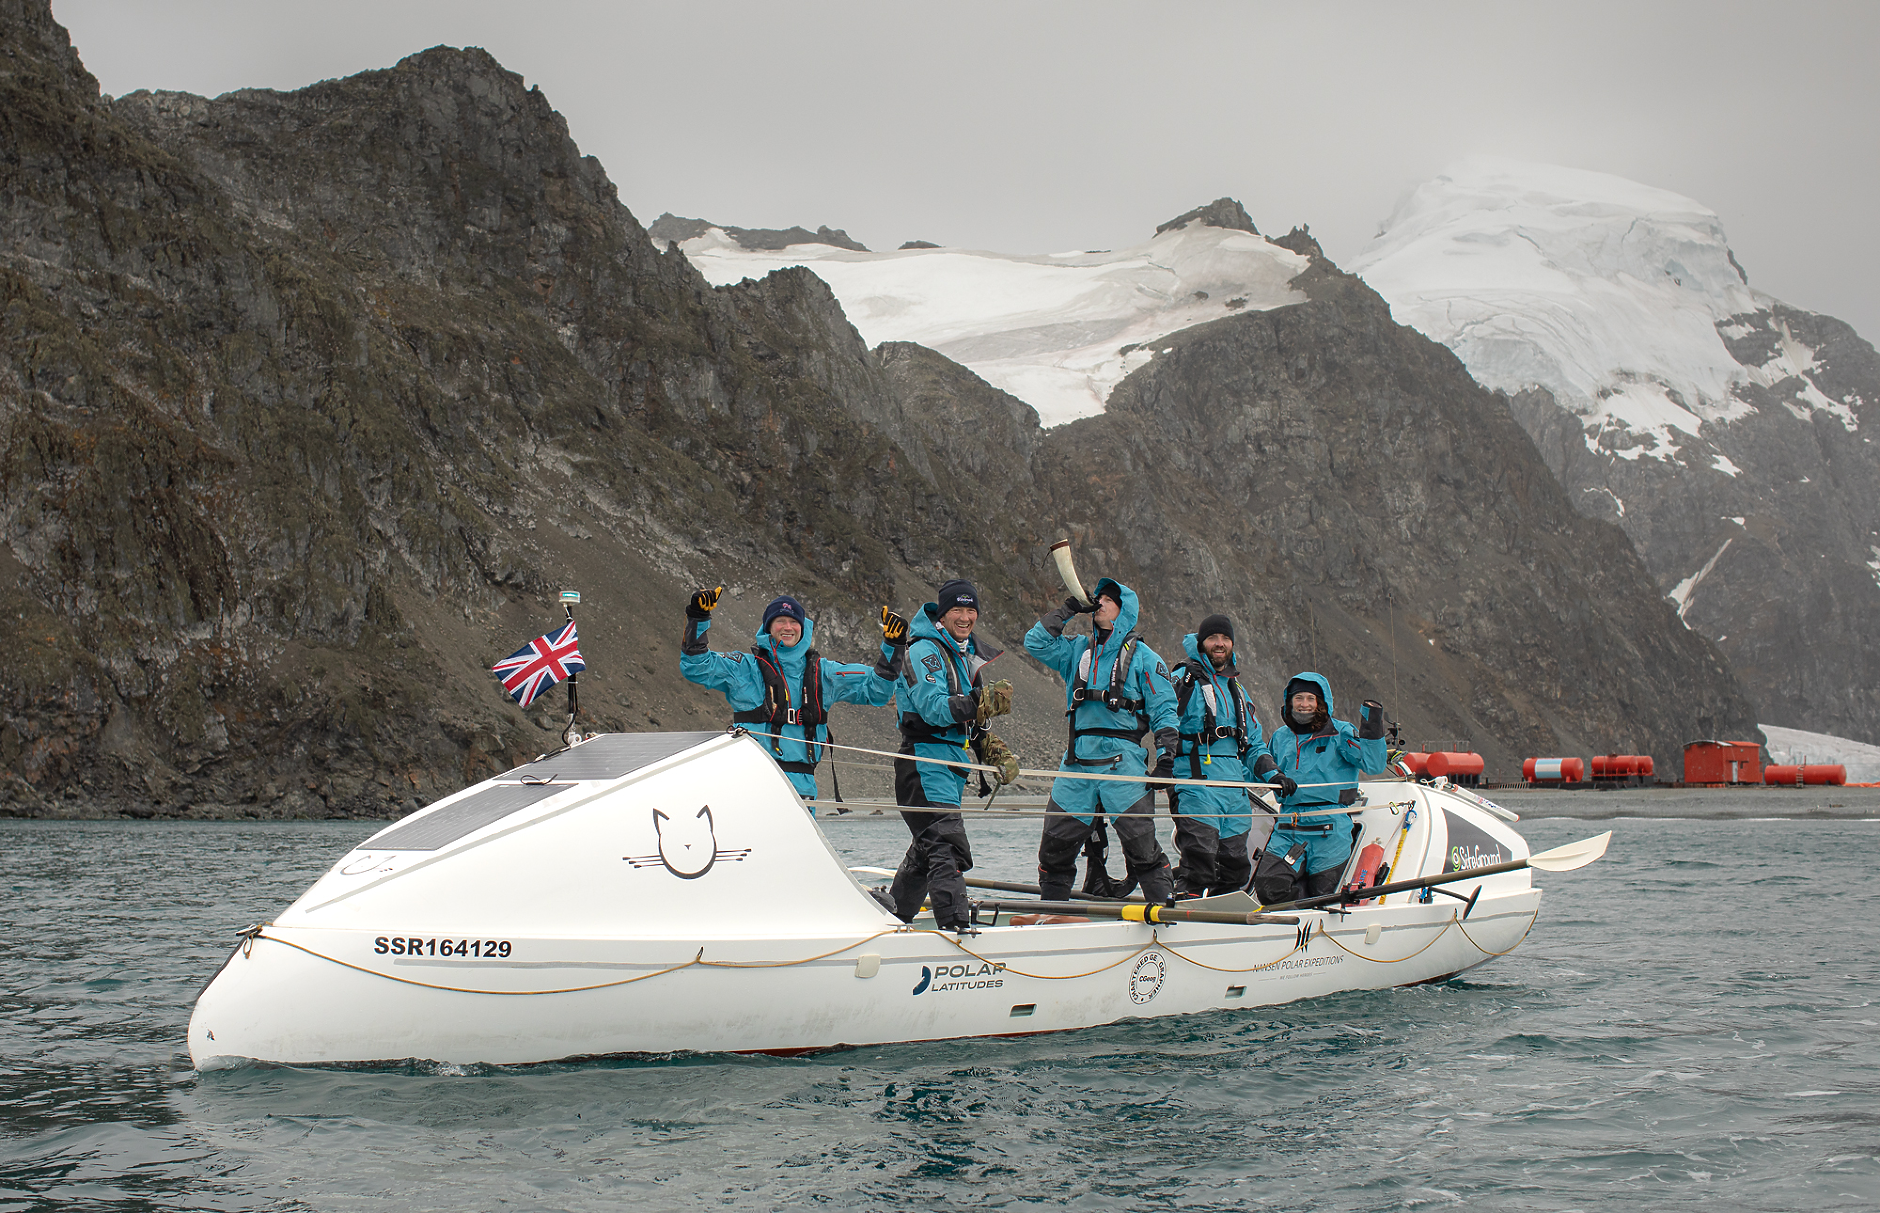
[501,731,721,782]
[366,782,571,852]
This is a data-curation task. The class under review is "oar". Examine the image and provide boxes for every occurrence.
[1261,830,1613,914]
[974,899,1299,927]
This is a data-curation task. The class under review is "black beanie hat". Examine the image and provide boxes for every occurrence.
[762,595,807,630]
[1197,614,1234,643]
[936,579,979,615]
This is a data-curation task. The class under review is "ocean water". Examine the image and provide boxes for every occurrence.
[3,809,1877,1212]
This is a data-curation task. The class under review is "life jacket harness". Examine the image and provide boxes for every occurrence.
[1065,631,1147,765]
[732,646,826,774]
[897,635,981,781]
[1173,658,1250,779]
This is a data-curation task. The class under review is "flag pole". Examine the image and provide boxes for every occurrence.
[560,590,582,748]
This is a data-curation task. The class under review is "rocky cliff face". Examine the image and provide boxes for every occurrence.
[1356,160,1880,744]
[0,0,1754,817]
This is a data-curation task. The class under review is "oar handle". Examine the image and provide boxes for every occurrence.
[976,898,1299,926]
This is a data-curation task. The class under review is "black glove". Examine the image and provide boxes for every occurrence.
[880,606,910,645]
[1359,699,1386,741]
[1067,596,1097,615]
[686,585,724,622]
[948,687,979,724]
[1146,748,1176,793]
[1273,773,1298,797]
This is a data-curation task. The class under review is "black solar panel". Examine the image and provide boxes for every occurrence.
[500,731,721,782]
[366,782,572,852]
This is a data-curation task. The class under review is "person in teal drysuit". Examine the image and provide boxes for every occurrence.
[1025,577,1178,904]
[1251,671,1388,903]
[887,579,1014,931]
[1168,614,1284,897]
[680,588,904,813]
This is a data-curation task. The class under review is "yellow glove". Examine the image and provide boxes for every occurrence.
[880,606,910,644]
[982,733,1020,786]
[686,585,724,621]
[975,678,1013,725]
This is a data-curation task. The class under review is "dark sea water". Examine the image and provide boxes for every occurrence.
[4,807,1877,1212]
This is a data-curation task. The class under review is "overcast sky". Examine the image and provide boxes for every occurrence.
[52,0,1880,342]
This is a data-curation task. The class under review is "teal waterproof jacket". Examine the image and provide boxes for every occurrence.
[895,603,1002,806]
[1259,671,1387,864]
[1169,632,1265,839]
[1024,578,1178,821]
[682,616,897,806]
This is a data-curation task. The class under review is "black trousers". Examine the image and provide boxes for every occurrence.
[890,761,974,929]
[1037,793,1172,905]
[1251,847,1343,906]
[1171,796,1253,896]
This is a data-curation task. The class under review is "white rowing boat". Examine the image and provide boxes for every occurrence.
[187,730,1604,1067]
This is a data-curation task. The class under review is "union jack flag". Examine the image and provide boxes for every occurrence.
[492,620,585,708]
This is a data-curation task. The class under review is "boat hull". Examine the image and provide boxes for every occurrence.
[190,893,1540,1066]
[187,732,1545,1067]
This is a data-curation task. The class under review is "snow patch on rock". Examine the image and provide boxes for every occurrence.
[1668,538,1733,621]
[674,224,1308,425]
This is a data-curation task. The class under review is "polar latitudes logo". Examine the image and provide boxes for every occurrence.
[912,961,1006,995]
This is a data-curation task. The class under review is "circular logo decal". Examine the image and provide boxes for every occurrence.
[1130,951,1167,1004]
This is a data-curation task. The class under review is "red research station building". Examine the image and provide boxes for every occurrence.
[1682,740,1763,785]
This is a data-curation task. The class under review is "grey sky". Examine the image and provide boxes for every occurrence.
[52,0,1880,344]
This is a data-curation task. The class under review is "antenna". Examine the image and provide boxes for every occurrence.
[560,590,583,747]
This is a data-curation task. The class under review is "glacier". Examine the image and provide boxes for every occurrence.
[671,223,1308,425]
[1351,157,1861,460]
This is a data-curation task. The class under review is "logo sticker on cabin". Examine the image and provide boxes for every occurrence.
[623,805,751,879]
[1440,809,1507,874]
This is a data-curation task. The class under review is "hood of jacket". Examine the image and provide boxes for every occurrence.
[1282,670,1334,729]
[756,616,816,680]
[1091,577,1141,641]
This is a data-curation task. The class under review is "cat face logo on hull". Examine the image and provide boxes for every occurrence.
[624,805,751,879]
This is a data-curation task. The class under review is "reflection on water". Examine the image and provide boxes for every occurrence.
[2,815,1878,1211]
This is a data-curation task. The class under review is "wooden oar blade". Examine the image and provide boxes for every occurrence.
[1527,830,1612,872]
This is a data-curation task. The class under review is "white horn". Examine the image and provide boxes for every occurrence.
[1050,540,1092,607]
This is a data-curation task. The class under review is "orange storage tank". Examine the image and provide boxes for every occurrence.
[1398,752,1431,777]
[1764,764,1846,786]
[1425,751,1485,780]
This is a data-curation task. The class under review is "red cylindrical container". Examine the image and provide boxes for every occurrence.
[1425,751,1485,779]
[1765,764,1847,786]
[1638,755,1655,778]
[1399,752,1431,777]
[1523,757,1583,782]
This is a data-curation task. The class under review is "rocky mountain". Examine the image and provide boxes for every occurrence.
[1354,159,1880,745]
[647,213,868,252]
[0,0,1754,819]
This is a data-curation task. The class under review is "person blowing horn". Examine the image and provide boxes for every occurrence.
[680,586,907,815]
[1026,576,1178,905]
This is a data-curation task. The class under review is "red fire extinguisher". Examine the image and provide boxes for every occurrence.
[1345,840,1386,904]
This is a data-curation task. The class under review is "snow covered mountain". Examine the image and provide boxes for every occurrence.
[664,200,1308,425]
[1354,158,1880,744]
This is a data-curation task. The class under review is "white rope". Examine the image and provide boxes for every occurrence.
[736,729,1368,793]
